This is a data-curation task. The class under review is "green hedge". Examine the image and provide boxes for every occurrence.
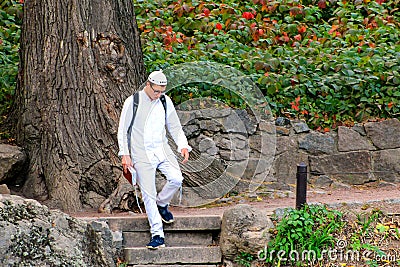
[0,1,21,117]
[134,0,400,130]
[1,1,399,131]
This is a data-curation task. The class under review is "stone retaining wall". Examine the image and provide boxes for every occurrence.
[179,105,400,195]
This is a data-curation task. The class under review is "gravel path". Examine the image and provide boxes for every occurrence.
[70,184,400,219]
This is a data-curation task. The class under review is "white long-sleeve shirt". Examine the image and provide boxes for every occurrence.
[118,90,191,163]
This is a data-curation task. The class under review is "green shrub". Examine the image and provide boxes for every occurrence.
[263,204,344,266]
[134,0,400,130]
[0,0,22,117]
[1,0,399,131]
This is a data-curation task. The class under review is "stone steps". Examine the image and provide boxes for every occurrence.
[105,215,221,232]
[133,265,219,267]
[105,215,223,266]
[125,246,222,266]
[123,231,215,247]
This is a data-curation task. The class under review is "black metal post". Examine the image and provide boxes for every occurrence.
[296,162,307,209]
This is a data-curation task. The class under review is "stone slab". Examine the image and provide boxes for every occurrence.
[365,118,400,149]
[123,231,215,247]
[132,265,218,267]
[309,151,373,185]
[125,246,222,265]
[85,215,222,232]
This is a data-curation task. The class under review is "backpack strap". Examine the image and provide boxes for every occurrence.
[127,92,139,153]
[160,94,167,119]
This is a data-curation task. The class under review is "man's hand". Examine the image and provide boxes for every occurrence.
[121,155,133,173]
[181,148,189,164]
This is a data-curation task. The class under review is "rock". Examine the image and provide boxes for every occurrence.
[216,134,249,161]
[249,132,276,156]
[276,136,298,155]
[215,134,247,150]
[372,148,400,183]
[338,126,375,152]
[0,144,27,184]
[292,121,310,133]
[0,184,10,194]
[312,175,333,188]
[0,195,115,267]
[183,124,200,138]
[309,151,374,185]
[258,120,275,134]
[177,110,196,125]
[275,117,291,126]
[199,120,222,132]
[220,149,249,161]
[269,151,308,185]
[198,136,219,156]
[275,126,290,136]
[235,109,258,135]
[199,107,231,118]
[218,111,248,134]
[352,123,367,136]
[365,118,400,149]
[220,204,274,261]
[299,132,335,155]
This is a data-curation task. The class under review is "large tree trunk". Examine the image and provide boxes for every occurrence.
[11,0,146,212]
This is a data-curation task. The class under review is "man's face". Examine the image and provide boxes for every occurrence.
[146,82,166,100]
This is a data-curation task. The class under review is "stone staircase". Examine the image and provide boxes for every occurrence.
[105,215,223,266]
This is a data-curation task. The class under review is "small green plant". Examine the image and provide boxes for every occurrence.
[235,251,256,267]
[349,210,381,251]
[347,210,387,267]
[265,204,344,266]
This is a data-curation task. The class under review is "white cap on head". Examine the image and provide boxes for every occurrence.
[148,69,167,85]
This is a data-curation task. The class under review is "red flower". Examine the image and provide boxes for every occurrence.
[298,25,307,34]
[203,8,210,17]
[216,23,223,30]
[19,0,24,3]
[242,12,255,20]
[290,96,301,111]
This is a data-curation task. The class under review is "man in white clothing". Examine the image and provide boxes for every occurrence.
[117,70,191,249]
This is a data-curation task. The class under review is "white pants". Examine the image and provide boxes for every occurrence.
[134,154,183,238]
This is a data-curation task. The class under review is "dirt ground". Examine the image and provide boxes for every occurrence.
[70,183,400,219]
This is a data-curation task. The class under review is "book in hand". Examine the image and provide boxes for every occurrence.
[123,166,137,186]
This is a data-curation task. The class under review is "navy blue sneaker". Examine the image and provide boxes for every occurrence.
[157,204,174,224]
[146,235,165,250]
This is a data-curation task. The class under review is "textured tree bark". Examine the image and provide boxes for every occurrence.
[11,0,146,212]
